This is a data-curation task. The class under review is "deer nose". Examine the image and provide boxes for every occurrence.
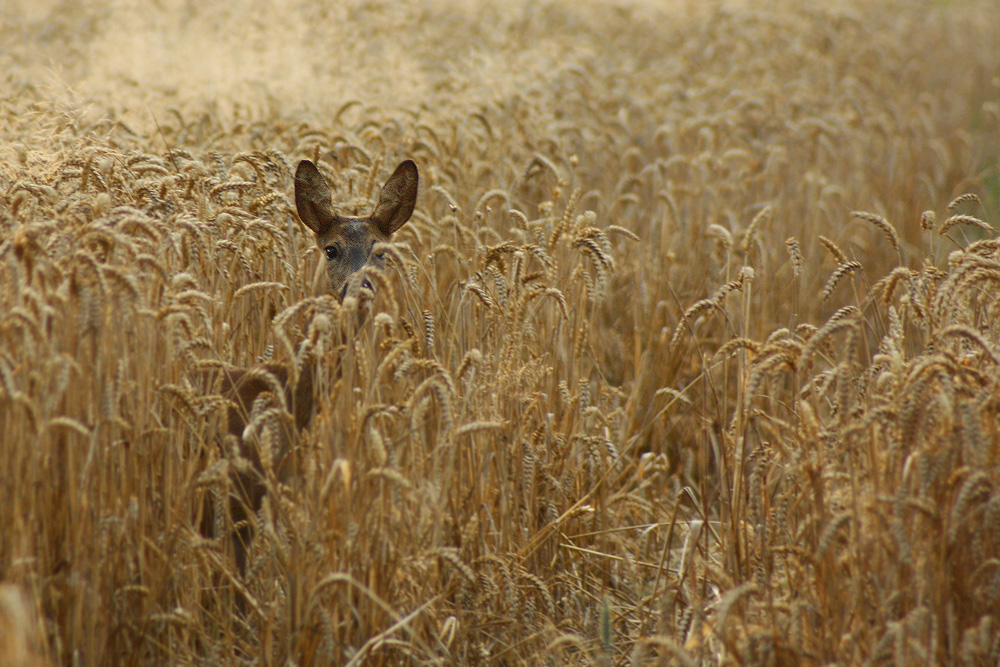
[340,277,376,301]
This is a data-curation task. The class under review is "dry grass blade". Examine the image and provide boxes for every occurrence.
[920,210,937,231]
[822,261,863,300]
[938,325,1000,366]
[785,237,802,276]
[940,214,994,235]
[818,235,849,264]
[852,210,902,260]
[947,193,981,211]
[669,297,721,349]
[741,204,773,252]
[233,281,288,299]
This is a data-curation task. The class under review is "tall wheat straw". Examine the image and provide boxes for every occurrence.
[1,0,1000,664]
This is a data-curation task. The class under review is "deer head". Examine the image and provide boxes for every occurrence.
[294,159,418,300]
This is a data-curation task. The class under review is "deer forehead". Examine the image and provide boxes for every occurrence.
[318,217,389,250]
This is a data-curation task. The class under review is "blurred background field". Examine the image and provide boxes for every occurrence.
[2,0,1000,664]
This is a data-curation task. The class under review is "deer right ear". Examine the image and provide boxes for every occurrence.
[295,160,335,236]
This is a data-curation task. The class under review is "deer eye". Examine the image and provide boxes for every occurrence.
[325,245,338,260]
[373,251,386,261]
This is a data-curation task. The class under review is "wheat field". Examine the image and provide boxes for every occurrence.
[2,0,1000,664]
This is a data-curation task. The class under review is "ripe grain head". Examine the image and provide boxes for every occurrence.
[3,0,1000,664]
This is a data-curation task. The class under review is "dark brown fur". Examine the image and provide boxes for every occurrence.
[199,364,313,573]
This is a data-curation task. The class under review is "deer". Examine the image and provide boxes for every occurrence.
[201,159,419,575]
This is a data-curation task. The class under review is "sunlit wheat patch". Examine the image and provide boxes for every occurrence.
[1,0,1000,664]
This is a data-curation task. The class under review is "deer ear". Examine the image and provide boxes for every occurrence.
[371,160,418,237]
[295,160,335,236]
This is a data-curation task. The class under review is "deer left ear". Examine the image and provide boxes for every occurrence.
[371,160,418,237]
